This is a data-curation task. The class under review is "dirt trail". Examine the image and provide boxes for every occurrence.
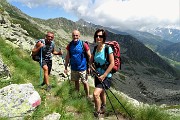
[99,114,129,120]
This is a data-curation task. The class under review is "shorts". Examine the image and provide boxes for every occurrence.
[39,60,52,75]
[95,77,112,90]
[71,70,88,83]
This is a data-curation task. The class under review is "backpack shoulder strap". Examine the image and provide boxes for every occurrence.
[81,40,85,51]
[105,44,109,62]
[93,45,98,56]
[81,40,88,55]
[69,40,73,47]
[92,45,97,63]
[51,41,55,48]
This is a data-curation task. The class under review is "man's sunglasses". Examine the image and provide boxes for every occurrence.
[95,35,104,38]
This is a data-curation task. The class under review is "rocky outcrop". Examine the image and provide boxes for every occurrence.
[0,10,34,51]
[51,55,70,82]
[0,56,11,79]
[0,83,41,119]
[0,10,68,81]
[0,11,68,119]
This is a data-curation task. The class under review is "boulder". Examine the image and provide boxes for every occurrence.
[0,83,41,118]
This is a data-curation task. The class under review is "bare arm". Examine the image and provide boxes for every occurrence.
[90,53,94,64]
[64,50,70,70]
[32,41,44,55]
[86,49,91,67]
[52,48,63,55]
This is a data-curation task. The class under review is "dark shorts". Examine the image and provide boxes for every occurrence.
[95,77,112,89]
[39,60,52,75]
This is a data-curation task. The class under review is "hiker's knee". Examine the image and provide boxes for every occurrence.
[93,94,99,99]
[93,90,100,99]
[43,65,48,71]
[83,82,88,87]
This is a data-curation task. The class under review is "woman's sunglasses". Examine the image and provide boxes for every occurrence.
[95,35,104,38]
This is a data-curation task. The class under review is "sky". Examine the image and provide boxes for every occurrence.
[7,0,180,31]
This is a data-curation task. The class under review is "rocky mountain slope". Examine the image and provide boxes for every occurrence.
[1,0,180,106]
[125,30,180,63]
[147,27,180,43]
[76,19,180,69]
[125,30,173,50]
[157,42,180,62]
[105,32,180,105]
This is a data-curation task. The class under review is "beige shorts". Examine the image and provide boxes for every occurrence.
[71,70,88,83]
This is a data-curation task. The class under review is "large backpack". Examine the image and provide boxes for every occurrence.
[31,39,55,62]
[93,41,121,74]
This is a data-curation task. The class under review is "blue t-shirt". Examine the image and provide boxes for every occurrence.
[94,45,113,77]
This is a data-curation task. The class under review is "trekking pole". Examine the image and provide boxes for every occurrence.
[102,82,119,120]
[102,80,132,119]
[61,52,71,84]
[90,65,118,119]
[59,48,64,65]
[40,47,43,85]
[90,65,132,119]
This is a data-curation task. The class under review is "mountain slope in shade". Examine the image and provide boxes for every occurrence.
[105,31,180,105]
[157,42,180,62]
[125,30,173,51]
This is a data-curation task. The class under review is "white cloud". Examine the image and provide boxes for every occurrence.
[8,0,180,31]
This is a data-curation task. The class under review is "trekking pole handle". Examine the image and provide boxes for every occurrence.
[59,47,63,53]
[90,65,100,77]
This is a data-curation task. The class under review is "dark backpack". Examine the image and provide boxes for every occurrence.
[93,41,121,73]
[31,39,54,62]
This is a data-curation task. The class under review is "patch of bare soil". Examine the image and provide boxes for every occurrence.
[98,113,130,120]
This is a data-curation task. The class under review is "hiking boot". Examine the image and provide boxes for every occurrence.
[46,85,52,92]
[94,111,100,118]
[100,104,106,114]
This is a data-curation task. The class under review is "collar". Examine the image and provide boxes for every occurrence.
[72,39,80,44]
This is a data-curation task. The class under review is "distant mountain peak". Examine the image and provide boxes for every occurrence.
[144,27,180,43]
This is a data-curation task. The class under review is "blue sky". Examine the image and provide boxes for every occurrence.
[9,1,78,21]
[7,0,180,31]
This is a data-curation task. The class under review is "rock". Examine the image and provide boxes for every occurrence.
[0,56,11,79]
[0,83,41,118]
[43,112,61,120]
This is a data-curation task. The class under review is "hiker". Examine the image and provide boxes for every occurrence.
[32,31,63,91]
[91,29,114,117]
[64,30,91,98]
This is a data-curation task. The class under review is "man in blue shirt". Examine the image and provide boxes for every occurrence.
[64,30,91,98]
